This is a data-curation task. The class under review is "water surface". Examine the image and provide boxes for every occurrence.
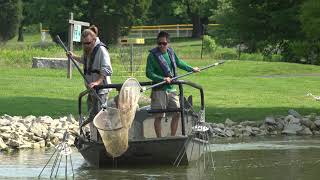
[0,136,319,180]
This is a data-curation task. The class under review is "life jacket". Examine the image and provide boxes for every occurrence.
[149,47,177,77]
[84,42,108,75]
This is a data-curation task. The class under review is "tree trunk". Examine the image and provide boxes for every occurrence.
[191,14,202,38]
[88,0,121,45]
[17,24,24,42]
[91,16,121,45]
[101,16,121,45]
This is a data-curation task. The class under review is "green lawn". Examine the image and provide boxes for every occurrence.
[1,33,320,122]
[1,60,320,123]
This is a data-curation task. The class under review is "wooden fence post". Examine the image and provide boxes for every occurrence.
[67,12,74,79]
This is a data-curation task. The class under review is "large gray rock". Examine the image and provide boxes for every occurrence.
[240,121,260,127]
[300,118,317,130]
[67,114,77,124]
[36,116,53,125]
[297,127,313,135]
[215,123,225,129]
[1,114,13,120]
[313,131,320,135]
[0,126,11,132]
[288,109,302,119]
[282,124,303,135]
[28,121,48,137]
[0,137,8,150]
[225,118,236,127]
[0,119,11,126]
[7,139,24,148]
[11,116,22,122]
[265,116,277,125]
[225,129,235,137]
[285,115,300,124]
[18,142,32,149]
[0,133,11,141]
[24,115,37,123]
[314,120,320,127]
[32,57,69,69]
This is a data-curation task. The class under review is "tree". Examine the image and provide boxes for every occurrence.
[293,0,320,64]
[30,0,150,44]
[145,0,189,25]
[18,0,38,42]
[88,0,151,44]
[212,0,303,52]
[180,0,216,38]
[144,0,217,38]
[0,0,22,43]
[35,0,88,42]
[300,0,320,40]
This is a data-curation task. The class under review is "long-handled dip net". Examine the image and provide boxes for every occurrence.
[93,78,142,157]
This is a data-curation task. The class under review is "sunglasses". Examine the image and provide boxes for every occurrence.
[157,42,168,46]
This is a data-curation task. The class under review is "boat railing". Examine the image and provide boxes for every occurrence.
[77,80,204,136]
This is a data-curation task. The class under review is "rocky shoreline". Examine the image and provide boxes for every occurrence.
[0,114,81,151]
[207,112,320,138]
[1,110,320,151]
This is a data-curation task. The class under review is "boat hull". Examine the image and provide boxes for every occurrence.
[76,136,206,168]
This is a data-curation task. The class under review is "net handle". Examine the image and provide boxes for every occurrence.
[143,61,225,91]
[55,35,106,107]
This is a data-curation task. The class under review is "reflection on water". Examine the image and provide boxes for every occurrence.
[0,136,319,180]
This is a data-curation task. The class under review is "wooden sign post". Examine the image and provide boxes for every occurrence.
[67,12,90,79]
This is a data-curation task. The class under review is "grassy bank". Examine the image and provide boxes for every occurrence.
[1,60,320,122]
[1,33,320,122]
[0,33,272,68]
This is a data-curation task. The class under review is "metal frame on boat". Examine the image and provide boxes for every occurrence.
[74,80,209,168]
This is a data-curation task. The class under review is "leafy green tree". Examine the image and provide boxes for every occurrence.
[179,0,217,38]
[145,0,217,38]
[286,0,320,64]
[35,0,88,42]
[18,0,38,41]
[88,0,151,44]
[0,0,22,43]
[212,0,303,52]
[29,0,150,44]
[145,0,189,25]
[300,0,320,40]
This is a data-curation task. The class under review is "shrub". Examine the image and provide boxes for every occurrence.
[282,40,320,64]
[270,54,282,62]
[240,53,264,61]
[215,47,238,60]
[202,35,217,53]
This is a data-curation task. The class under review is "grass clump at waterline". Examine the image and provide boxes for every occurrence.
[1,60,320,123]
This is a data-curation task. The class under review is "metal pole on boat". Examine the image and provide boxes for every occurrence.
[38,147,59,178]
[38,130,75,178]
[54,154,63,177]
[173,136,192,167]
[143,61,225,91]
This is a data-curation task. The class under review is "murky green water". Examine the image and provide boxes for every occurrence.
[0,136,319,180]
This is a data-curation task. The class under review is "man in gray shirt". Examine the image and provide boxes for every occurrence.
[68,26,112,141]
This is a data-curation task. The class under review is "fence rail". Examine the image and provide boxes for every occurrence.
[126,24,219,39]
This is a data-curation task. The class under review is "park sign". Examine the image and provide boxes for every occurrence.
[68,19,90,43]
[73,24,81,42]
[67,12,90,78]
